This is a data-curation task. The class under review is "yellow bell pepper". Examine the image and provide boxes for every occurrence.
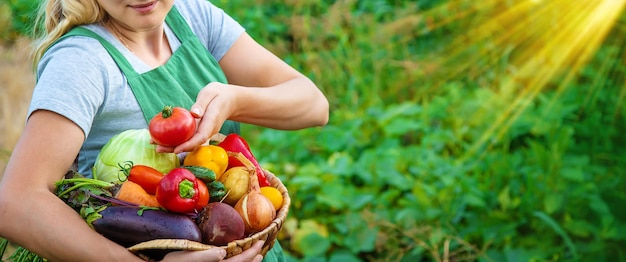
[183,145,229,180]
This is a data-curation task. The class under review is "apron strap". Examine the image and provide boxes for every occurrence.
[165,5,196,41]
[59,4,188,78]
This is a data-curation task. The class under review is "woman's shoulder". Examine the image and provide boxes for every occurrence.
[41,26,112,68]
[39,40,100,78]
[173,0,243,33]
[174,0,215,14]
[35,26,123,109]
[39,25,121,78]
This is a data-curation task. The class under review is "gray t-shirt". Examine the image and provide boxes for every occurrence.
[27,0,245,176]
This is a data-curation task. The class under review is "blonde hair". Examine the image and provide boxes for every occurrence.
[32,0,107,67]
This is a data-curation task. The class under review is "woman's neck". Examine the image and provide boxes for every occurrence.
[107,21,172,67]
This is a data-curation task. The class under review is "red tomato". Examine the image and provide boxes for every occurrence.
[194,179,210,211]
[149,106,196,147]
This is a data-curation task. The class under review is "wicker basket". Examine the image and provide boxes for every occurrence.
[128,170,290,259]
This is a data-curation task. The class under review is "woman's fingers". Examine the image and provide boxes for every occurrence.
[224,241,265,262]
[179,83,234,152]
[160,240,264,262]
[171,111,221,153]
[155,144,176,153]
[161,247,227,262]
[155,82,235,153]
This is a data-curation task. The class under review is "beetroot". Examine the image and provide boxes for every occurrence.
[196,202,245,245]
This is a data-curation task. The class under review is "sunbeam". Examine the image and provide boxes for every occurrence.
[419,0,626,161]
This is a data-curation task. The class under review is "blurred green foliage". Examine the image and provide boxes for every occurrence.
[3,0,626,261]
[1,0,38,40]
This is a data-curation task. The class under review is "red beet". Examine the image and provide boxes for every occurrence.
[196,202,245,245]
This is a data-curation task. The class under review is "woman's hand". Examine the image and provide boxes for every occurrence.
[155,82,236,153]
[155,32,329,154]
[161,241,264,262]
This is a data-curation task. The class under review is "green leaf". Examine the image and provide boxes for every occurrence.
[533,211,579,260]
[498,186,511,210]
[302,257,325,262]
[299,233,331,257]
[503,248,541,262]
[0,237,8,259]
[382,170,413,191]
[379,102,422,123]
[588,195,611,216]
[414,183,436,206]
[8,247,45,262]
[290,176,322,189]
[464,193,486,208]
[560,167,585,182]
[344,225,377,253]
[328,250,362,262]
[317,183,347,210]
[326,152,354,177]
[383,119,422,136]
[350,193,375,210]
[315,126,346,152]
[543,194,563,214]
[395,208,420,226]
[563,219,594,238]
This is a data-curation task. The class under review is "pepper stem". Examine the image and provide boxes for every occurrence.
[117,161,134,182]
[179,179,196,199]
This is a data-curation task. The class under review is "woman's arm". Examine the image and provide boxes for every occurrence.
[218,33,329,129]
[171,32,329,153]
[0,110,143,262]
[0,110,263,261]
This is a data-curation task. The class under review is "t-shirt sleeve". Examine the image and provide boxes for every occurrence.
[174,0,246,61]
[28,36,108,137]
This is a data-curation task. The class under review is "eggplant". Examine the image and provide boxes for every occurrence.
[92,206,202,247]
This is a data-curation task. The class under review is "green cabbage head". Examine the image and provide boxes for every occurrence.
[92,129,180,183]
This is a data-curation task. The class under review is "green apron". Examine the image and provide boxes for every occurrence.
[60,6,285,262]
[62,8,239,134]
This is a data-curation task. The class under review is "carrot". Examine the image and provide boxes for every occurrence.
[115,180,161,208]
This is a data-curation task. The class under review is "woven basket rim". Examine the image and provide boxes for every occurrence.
[128,169,290,258]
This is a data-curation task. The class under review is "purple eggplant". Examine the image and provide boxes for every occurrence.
[92,206,201,247]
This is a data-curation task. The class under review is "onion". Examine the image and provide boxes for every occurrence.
[234,191,276,234]
[229,152,276,234]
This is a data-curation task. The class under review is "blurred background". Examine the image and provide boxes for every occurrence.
[1,0,625,261]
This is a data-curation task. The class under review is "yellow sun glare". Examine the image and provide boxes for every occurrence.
[421,0,626,161]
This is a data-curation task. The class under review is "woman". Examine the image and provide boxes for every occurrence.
[0,0,329,261]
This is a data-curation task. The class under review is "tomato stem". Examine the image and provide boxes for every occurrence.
[161,105,174,118]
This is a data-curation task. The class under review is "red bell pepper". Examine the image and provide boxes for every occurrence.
[218,134,270,187]
[155,167,200,213]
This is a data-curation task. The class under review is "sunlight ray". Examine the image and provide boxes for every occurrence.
[437,0,626,162]
[544,0,626,117]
